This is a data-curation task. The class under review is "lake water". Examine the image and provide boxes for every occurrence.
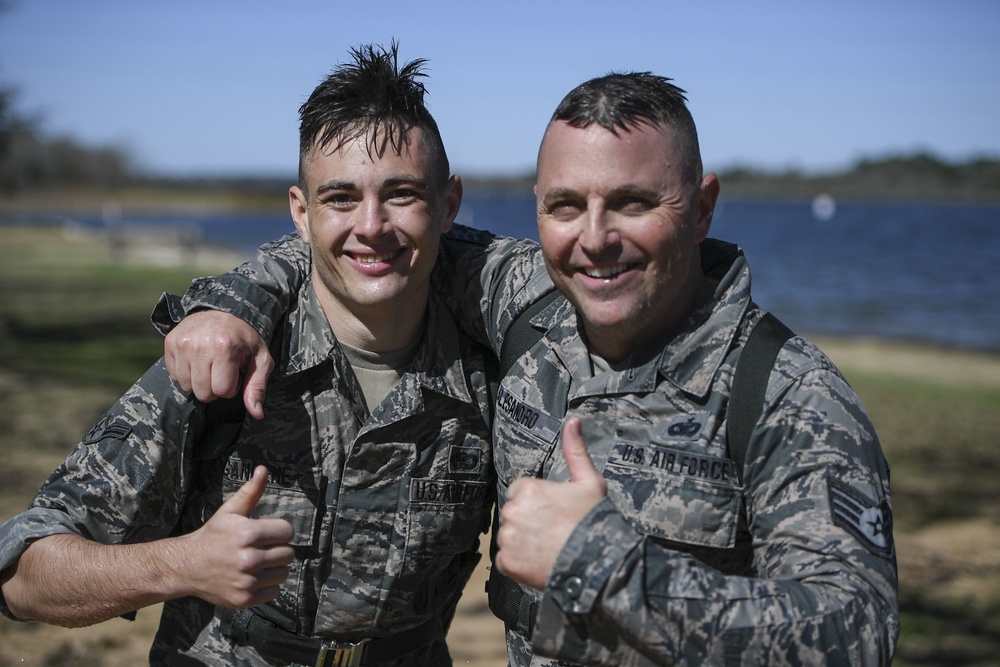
[70,193,1000,352]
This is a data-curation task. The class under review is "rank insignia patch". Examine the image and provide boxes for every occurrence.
[828,478,894,558]
[82,414,133,445]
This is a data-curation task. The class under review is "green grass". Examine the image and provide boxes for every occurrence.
[0,226,201,389]
[846,372,1000,529]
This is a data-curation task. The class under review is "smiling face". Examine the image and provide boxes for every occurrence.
[290,125,460,349]
[535,120,719,363]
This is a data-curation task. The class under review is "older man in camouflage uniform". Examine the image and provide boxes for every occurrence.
[156,73,899,665]
[0,44,496,666]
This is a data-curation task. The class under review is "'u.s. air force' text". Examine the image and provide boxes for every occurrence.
[612,443,737,483]
[410,479,489,504]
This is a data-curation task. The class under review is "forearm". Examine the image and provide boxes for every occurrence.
[533,381,899,666]
[535,501,898,666]
[2,533,187,627]
[155,233,311,341]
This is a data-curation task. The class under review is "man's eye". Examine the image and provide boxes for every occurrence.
[324,193,355,207]
[614,197,654,213]
[545,201,582,217]
[388,188,419,202]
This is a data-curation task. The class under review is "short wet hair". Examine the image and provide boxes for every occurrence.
[550,72,703,188]
[297,41,450,193]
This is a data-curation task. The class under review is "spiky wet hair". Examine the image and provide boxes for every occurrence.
[297,41,449,191]
[550,72,703,189]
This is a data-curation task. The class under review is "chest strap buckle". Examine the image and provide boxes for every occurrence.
[317,638,371,667]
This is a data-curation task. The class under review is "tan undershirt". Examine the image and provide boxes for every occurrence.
[339,337,421,412]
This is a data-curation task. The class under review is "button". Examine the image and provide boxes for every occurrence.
[563,575,584,600]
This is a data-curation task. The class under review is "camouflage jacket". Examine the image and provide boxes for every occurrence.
[0,270,496,666]
[148,226,899,666]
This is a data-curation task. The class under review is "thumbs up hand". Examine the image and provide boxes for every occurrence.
[495,418,607,590]
[175,466,295,609]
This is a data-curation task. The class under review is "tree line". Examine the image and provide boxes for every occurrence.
[714,153,1000,201]
[0,88,133,193]
[2,83,998,201]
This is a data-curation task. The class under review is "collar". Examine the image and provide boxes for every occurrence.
[535,239,751,401]
[276,277,474,406]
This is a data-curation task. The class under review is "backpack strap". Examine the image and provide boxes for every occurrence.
[498,289,561,376]
[487,288,560,637]
[727,312,795,484]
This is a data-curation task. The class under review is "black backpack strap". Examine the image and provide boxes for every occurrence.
[727,312,795,484]
[498,289,560,377]
[486,288,559,636]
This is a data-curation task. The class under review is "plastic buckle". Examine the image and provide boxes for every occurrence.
[316,638,370,667]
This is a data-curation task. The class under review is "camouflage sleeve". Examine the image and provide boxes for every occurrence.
[434,225,554,355]
[0,359,205,620]
[151,233,311,342]
[533,353,899,666]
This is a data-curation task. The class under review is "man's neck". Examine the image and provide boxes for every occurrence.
[313,282,429,353]
[584,275,715,366]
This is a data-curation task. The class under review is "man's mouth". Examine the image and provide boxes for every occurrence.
[583,263,632,279]
[352,249,403,264]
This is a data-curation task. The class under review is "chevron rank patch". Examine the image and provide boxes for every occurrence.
[828,478,894,558]
[82,414,133,445]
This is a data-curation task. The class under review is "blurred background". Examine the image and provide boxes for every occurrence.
[1,1,998,665]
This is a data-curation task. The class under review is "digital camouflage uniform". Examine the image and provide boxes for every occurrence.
[149,226,899,666]
[0,252,496,666]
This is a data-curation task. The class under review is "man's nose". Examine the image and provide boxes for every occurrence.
[357,198,390,237]
[579,207,618,253]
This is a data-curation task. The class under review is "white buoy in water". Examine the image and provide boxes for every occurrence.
[811,193,836,221]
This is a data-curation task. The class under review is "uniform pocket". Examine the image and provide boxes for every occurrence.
[405,479,491,559]
[603,439,742,549]
[222,457,322,548]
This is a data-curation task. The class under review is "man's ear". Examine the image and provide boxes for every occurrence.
[289,185,311,242]
[440,174,463,234]
[693,173,720,243]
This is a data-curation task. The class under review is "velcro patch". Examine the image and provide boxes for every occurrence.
[611,442,738,486]
[495,386,561,444]
[410,479,489,504]
[828,478,894,558]
[82,415,133,445]
[449,446,483,474]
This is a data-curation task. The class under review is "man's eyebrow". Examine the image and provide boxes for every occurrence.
[314,175,430,198]
[540,187,580,202]
[607,184,659,199]
[541,184,658,201]
[383,174,430,189]
[315,180,355,197]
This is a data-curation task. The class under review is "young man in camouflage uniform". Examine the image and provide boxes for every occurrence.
[159,73,899,665]
[0,44,496,666]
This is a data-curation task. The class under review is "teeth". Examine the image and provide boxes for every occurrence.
[356,251,398,264]
[584,264,629,279]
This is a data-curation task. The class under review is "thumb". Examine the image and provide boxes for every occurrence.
[222,465,268,517]
[562,418,600,484]
[242,349,274,421]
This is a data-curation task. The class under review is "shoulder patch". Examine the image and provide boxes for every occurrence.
[828,477,894,559]
[82,414,133,445]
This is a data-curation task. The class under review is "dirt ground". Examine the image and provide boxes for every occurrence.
[0,550,507,666]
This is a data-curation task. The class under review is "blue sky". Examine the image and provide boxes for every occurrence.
[1,0,997,178]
